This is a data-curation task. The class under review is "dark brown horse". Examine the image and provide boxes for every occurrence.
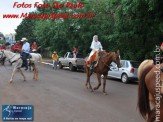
[85,50,122,95]
[137,60,163,122]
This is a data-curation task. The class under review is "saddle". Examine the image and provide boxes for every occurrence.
[86,51,105,69]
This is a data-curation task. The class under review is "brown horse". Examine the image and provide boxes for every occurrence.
[137,60,163,122]
[84,50,122,95]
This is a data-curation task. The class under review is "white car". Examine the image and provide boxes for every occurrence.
[107,60,140,83]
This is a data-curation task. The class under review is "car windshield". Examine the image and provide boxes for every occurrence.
[130,61,140,68]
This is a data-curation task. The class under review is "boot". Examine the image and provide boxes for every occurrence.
[90,62,94,70]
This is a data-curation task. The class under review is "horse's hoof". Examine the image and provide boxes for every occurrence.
[9,80,12,84]
[103,92,107,95]
[93,87,97,90]
[90,89,93,92]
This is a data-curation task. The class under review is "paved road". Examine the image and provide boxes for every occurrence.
[0,64,144,122]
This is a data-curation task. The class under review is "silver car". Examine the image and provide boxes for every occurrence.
[108,60,140,83]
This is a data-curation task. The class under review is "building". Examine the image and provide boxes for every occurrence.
[5,33,16,44]
[0,32,5,42]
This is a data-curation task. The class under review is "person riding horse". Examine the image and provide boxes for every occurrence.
[21,38,30,70]
[86,35,103,70]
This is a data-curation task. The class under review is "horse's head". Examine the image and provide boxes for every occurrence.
[0,50,5,59]
[113,50,122,68]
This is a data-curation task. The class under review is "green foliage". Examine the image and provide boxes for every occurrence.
[15,0,163,60]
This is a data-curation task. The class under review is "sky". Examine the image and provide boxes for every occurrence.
[0,0,43,35]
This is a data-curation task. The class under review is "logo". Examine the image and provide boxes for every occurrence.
[2,105,33,121]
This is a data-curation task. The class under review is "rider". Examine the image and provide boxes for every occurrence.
[13,41,22,53]
[86,35,103,69]
[21,38,30,70]
[0,44,6,50]
[31,42,38,53]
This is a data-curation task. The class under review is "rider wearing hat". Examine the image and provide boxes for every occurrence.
[52,51,59,70]
[21,37,30,70]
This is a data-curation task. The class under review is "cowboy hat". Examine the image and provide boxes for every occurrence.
[53,51,56,53]
[21,37,27,42]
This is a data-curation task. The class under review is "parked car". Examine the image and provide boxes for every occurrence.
[58,52,85,71]
[107,60,140,83]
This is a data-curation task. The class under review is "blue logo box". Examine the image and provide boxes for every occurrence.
[2,105,33,121]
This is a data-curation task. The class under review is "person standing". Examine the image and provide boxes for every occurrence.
[21,38,30,70]
[52,51,59,70]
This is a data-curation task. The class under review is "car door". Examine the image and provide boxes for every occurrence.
[66,52,73,66]
[62,53,68,66]
[108,62,119,78]
[111,60,126,79]
[118,61,128,78]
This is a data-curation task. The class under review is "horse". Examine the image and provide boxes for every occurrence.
[0,50,42,83]
[84,50,122,95]
[137,59,163,122]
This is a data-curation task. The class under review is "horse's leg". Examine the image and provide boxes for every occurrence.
[103,74,107,95]
[85,67,89,89]
[94,73,101,91]
[9,68,17,84]
[18,68,26,81]
[88,69,93,91]
[33,68,36,80]
[35,68,38,80]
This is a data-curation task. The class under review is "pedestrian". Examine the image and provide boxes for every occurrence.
[52,51,59,70]
[21,37,30,70]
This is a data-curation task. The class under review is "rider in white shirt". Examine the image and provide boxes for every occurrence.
[21,38,30,70]
[87,35,103,69]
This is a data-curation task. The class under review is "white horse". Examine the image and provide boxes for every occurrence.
[0,50,42,83]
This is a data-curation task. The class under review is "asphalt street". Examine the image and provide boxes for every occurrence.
[0,63,144,122]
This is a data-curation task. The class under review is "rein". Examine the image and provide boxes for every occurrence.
[0,51,19,63]
[100,52,118,69]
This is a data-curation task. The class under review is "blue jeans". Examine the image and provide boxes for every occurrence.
[52,60,57,69]
[21,52,29,68]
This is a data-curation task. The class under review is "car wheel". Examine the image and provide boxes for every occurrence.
[121,73,129,84]
[69,63,74,71]
[58,62,63,69]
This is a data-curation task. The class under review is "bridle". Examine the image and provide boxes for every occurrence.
[100,52,120,69]
[0,50,18,63]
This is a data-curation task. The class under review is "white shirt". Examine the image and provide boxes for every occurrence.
[22,42,30,53]
[90,41,103,51]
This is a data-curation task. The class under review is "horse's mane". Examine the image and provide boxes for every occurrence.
[102,52,113,58]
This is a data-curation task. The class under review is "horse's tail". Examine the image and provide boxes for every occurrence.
[137,62,153,119]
